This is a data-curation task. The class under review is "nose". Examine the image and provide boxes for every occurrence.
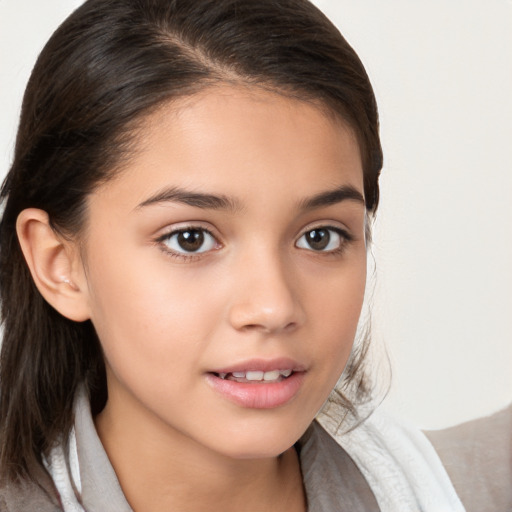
[227,249,305,335]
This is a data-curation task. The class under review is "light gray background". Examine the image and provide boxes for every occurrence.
[1,0,511,429]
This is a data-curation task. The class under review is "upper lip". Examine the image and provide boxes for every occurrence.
[209,357,306,374]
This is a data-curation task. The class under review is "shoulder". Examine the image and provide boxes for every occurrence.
[0,467,63,512]
[426,404,512,512]
[297,421,380,511]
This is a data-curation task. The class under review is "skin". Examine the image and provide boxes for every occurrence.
[23,85,368,511]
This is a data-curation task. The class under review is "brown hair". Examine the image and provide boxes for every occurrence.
[0,0,382,483]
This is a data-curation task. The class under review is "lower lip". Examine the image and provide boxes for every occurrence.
[205,372,305,409]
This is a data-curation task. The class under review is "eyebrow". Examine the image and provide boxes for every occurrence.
[137,186,242,212]
[298,185,365,210]
[137,184,365,212]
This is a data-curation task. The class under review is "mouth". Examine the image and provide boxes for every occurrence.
[212,369,293,383]
[205,360,305,409]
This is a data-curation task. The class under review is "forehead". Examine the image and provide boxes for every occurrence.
[95,85,364,207]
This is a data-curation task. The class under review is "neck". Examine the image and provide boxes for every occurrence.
[94,387,306,512]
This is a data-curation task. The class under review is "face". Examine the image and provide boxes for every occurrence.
[80,86,367,459]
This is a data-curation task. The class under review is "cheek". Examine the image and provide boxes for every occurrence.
[308,252,366,324]
[83,244,223,380]
[307,256,367,364]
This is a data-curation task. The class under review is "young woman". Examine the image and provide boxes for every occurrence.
[0,0,472,510]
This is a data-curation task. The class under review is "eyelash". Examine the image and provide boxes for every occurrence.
[156,224,353,261]
[156,226,220,261]
[295,225,353,256]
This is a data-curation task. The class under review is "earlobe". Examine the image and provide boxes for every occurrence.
[16,208,91,322]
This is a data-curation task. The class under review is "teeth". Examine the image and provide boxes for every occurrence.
[217,369,293,381]
[246,370,264,381]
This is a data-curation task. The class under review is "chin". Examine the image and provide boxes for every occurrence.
[206,419,309,460]
[221,442,294,460]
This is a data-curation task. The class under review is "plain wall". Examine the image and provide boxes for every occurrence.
[1,0,511,429]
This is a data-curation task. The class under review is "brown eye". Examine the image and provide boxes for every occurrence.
[177,230,204,252]
[162,228,217,254]
[296,227,345,252]
[305,229,330,250]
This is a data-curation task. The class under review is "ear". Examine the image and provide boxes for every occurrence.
[16,208,91,322]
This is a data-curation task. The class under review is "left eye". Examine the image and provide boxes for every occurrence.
[296,227,344,252]
[161,228,218,254]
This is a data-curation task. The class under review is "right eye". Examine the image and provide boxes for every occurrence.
[160,228,218,255]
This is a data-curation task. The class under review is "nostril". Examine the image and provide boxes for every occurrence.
[239,321,297,334]
[283,321,297,331]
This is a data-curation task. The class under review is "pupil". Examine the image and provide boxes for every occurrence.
[177,230,204,252]
[307,229,329,250]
